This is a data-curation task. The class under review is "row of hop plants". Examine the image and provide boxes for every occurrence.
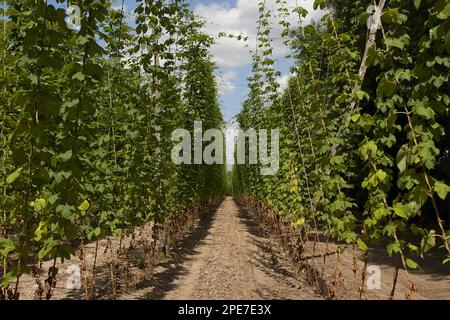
[0,0,226,299]
[232,0,449,298]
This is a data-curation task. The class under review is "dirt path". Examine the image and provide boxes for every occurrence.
[123,197,321,300]
[15,196,448,300]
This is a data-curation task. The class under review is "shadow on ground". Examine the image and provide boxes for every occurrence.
[131,202,221,300]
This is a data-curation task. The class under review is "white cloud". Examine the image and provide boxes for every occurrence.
[112,1,128,12]
[194,0,325,68]
[217,70,238,94]
[277,74,291,92]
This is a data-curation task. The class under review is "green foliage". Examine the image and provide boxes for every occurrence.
[233,0,450,275]
[0,0,226,296]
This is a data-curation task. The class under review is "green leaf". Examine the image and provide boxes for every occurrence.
[56,204,76,221]
[342,231,357,243]
[373,206,388,220]
[292,218,305,229]
[359,140,378,161]
[434,181,450,200]
[313,0,326,10]
[31,198,46,212]
[76,36,90,46]
[375,170,387,183]
[421,231,436,254]
[414,140,439,170]
[366,46,381,66]
[382,8,408,24]
[409,183,429,208]
[350,113,361,123]
[59,150,73,162]
[413,0,421,10]
[405,258,419,270]
[407,243,419,252]
[377,77,397,98]
[393,203,408,219]
[34,222,48,241]
[396,145,410,173]
[38,237,59,259]
[6,167,23,184]
[1,271,16,287]
[387,242,400,256]
[385,35,410,49]
[355,90,369,101]
[383,223,396,237]
[78,200,90,211]
[357,239,368,252]
[72,72,85,82]
[293,7,308,17]
[62,99,80,110]
[437,3,450,20]
[415,105,434,120]
[0,238,16,257]
[48,194,59,205]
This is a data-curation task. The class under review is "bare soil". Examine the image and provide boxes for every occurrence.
[238,200,450,300]
[15,197,449,300]
[122,197,321,300]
